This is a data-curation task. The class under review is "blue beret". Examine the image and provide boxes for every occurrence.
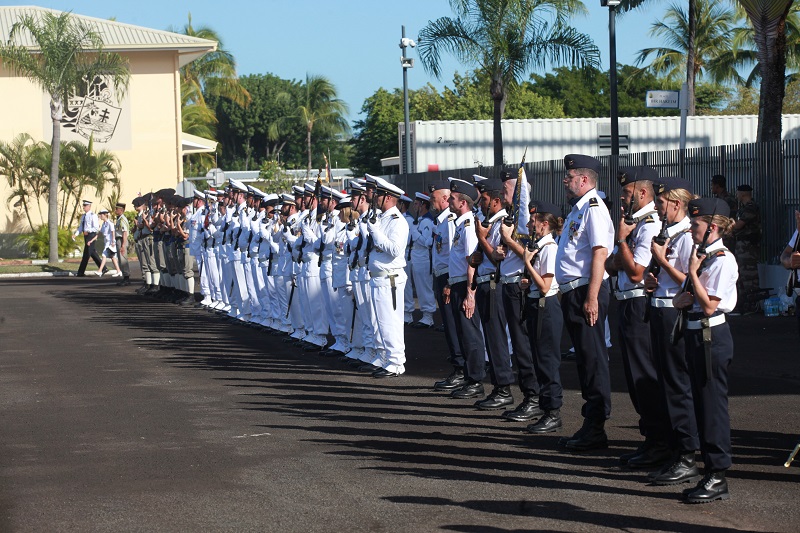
[450,178,480,202]
[428,179,451,193]
[688,197,730,218]
[529,200,562,217]
[618,165,658,186]
[564,154,601,174]
[477,178,504,194]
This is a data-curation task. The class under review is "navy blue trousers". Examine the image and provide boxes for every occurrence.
[449,281,486,383]
[525,294,564,410]
[434,273,464,369]
[476,281,514,386]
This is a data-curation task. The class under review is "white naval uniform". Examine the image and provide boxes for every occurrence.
[368,205,409,374]
[100,219,117,256]
[555,188,615,285]
[652,217,693,298]
[282,213,306,337]
[691,239,738,314]
[353,215,377,363]
[409,212,436,325]
[615,202,660,293]
[299,208,328,347]
[318,210,340,346]
[403,212,416,322]
[330,216,354,354]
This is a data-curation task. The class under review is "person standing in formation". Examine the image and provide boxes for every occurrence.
[114,203,131,286]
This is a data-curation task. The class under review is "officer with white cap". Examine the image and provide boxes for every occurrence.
[365,177,409,377]
[228,179,252,320]
[74,199,103,276]
[398,194,416,325]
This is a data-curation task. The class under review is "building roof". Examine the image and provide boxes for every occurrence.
[0,6,217,67]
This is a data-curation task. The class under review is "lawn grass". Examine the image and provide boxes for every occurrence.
[0,263,91,274]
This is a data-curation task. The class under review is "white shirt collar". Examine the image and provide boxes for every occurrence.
[704,238,728,254]
[487,208,508,224]
[666,216,691,238]
[536,232,556,246]
[573,188,599,210]
[436,208,452,223]
[632,201,657,219]
[455,210,473,225]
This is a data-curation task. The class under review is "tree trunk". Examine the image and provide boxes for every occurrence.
[686,0,697,116]
[48,98,62,263]
[490,78,506,167]
[21,196,34,232]
[306,124,313,179]
[756,7,791,143]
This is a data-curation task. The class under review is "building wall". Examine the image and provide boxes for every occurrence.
[0,50,182,234]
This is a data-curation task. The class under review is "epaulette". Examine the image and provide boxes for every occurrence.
[644,215,656,223]
[588,197,599,207]
[464,219,471,227]
[447,214,455,221]
[391,213,399,219]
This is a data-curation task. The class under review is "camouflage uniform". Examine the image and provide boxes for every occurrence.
[734,199,761,311]
[718,192,738,250]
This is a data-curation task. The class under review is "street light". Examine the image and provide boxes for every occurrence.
[400,27,415,176]
[602,0,620,157]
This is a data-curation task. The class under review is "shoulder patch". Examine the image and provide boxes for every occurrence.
[447,214,455,221]
[463,219,471,227]
[588,197,599,207]
[391,213,399,219]
[644,215,655,224]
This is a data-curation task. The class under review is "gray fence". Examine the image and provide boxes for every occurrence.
[387,139,800,263]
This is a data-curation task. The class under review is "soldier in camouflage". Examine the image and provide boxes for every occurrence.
[732,184,761,312]
[711,175,738,250]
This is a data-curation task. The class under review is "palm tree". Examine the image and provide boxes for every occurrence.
[0,133,45,230]
[0,11,130,262]
[417,0,599,166]
[271,74,350,178]
[737,0,795,142]
[181,82,218,175]
[633,0,738,115]
[60,138,122,229]
[178,13,250,108]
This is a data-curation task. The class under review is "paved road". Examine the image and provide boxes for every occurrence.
[0,277,798,532]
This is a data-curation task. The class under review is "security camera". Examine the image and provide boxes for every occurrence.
[400,38,416,48]
[601,0,621,6]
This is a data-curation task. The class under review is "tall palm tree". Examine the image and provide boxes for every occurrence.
[633,0,738,115]
[737,0,794,142]
[60,138,122,229]
[178,13,250,108]
[0,11,130,262]
[417,0,599,166]
[0,133,45,230]
[271,75,350,178]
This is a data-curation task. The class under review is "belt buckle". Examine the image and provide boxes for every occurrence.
[700,317,711,328]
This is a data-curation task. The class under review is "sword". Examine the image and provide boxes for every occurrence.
[285,276,296,318]
[349,294,358,343]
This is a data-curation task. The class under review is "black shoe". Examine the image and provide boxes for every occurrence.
[627,441,673,469]
[320,349,343,357]
[433,368,466,391]
[435,324,445,332]
[652,453,702,486]
[684,472,729,503]
[619,439,654,465]
[358,363,380,373]
[502,398,544,422]
[565,420,608,452]
[451,381,484,399]
[372,368,401,378]
[561,350,576,361]
[475,386,514,410]
[527,411,563,434]
[411,322,434,329]
[303,343,323,352]
[348,358,366,367]
[558,421,591,447]
[121,279,131,286]
[135,285,148,294]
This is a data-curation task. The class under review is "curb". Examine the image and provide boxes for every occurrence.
[0,271,76,279]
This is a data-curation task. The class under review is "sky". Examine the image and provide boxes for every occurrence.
[29,1,661,124]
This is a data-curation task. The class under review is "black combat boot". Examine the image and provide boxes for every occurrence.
[475,385,514,410]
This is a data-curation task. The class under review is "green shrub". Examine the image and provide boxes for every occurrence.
[16,225,80,259]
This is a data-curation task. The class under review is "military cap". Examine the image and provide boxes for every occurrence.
[661,177,693,195]
[204,190,218,198]
[337,196,353,209]
[500,171,516,182]
[193,189,205,200]
[292,185,304,196]
[331,189,346,201]
[711,174,726,186]
[528,200,562,217]
[98,208,109,215]
[688,197,730,218]
[115,202,126,209]
[428,179,451,193]
[280,193,296,206]
[81,199,93,206]
[364,174,378,189]
[374,176,404,198]
[415,192,431,202]
[450,178,479,202]
[564,154,601,174]
[737,184,753,192]
[478,178,504,194]
[399,194,413,204]
[262,193,280,207]
[472,174,488,183]
[319,186,333,199]
[618,165,658,186]
[228,180,248,193]
[349,181,366,195]
[303,182,316,196]
[154,188,176,199]
[131,197,143,208]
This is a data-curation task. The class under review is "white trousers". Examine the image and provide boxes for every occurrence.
[411,259,437,314]
[370,271,407,374]
[403,262,415,315]
[333,284,354,353]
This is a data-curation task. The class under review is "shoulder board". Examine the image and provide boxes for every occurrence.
[713,250,727,257]
[447,214,455,221]
[391,213,399,219]
[644,215,656,224]
[463,219,471,227]
[588,197,599,207]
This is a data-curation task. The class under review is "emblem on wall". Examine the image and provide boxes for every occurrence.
[62,76,122,143]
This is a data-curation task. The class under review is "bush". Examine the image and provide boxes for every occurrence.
[16,225,80,259]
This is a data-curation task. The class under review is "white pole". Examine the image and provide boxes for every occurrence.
[679,82,688,151]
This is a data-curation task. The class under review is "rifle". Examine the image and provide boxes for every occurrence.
[503,147,527,231]
[643,216,670,323]
[364,193,378,266]
[671,204,717,346]
[623,184,637,226]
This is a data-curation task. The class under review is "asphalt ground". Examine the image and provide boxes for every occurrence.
[0,274,798,532]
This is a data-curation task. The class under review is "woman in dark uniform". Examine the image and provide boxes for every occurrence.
[673,197,738,503]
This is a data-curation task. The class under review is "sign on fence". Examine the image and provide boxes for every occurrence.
[646,90,681,109]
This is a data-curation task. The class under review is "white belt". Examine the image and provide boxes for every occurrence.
[528,287,559,298]
[687,314,726,330]
[448,275,468,285]
[434,267,449,277]
[650,297,675,308]
[370,269,402,279]
[559,277,589,293]
[475,274,495,285]
[614,288,646,300]
[500,273,523,284]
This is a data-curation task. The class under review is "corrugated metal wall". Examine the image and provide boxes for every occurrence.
[387,139,800,264]
[405,116,800,173]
